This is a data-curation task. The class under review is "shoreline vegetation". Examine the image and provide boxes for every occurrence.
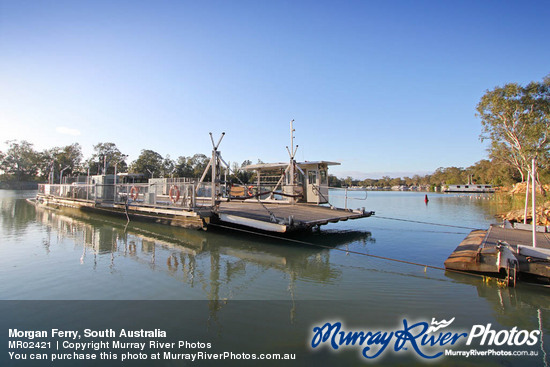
[495,183,550,226]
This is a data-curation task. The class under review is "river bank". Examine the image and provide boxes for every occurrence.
[495,182,550,226]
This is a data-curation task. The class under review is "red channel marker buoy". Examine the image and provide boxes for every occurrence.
[424,194,429,204]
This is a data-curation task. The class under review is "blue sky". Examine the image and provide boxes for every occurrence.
[1,0,548,179]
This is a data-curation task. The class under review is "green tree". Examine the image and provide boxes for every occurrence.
[129,149,164,178]
[477,75,550,182]
[389,177,403,187]
[173,154,210,179]
[360,178,375,187]
[328,174,342,187]
[380,176,391,187]
[189,154,210,177]
[42,143,83,182]
[0,140,42,181]
[229,160,253,184]
[174,156,194,177]
[85,142,127,174]
[162,155,175,177]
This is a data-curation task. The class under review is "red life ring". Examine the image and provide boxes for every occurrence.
[129,186,139,200]
[169,185,180,203]
[247,186,254,196]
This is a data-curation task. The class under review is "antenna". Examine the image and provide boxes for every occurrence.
[290,119,295,156]
[286,119,298,159]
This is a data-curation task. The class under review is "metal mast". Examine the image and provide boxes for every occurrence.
[285,120,299,203]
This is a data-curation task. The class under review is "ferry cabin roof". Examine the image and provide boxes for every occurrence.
[243,161,340,171]
[243,161,340,205]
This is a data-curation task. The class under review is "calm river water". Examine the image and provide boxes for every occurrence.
[1,189,549,366]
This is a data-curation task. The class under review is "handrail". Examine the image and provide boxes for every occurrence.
[326,186,368,209]
[37,182,200,210]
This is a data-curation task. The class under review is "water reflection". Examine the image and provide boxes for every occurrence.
[0,192,37,237]
[3,192,550,364]
[446,271,550,364]
[30,201,373,320]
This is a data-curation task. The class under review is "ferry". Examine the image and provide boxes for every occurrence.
[32,121,374,233]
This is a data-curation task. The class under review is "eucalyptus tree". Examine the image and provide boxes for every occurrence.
[43,143,83,181]
[162,155,175,177]
[174,156,194,177]
[0,140,42,181]
[86,142,128,174]
[129,149,164,178]
[173,154,211,179]
[477,75,550,182]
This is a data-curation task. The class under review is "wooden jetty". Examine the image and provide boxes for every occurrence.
[33,122,374,233]
[445,225,550,286]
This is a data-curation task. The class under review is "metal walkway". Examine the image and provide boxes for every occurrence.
[485,225,550,249]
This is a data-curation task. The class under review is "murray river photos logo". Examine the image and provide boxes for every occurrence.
[310,317,541,360]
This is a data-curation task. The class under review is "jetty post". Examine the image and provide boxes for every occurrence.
[532,158,537,248]
[524,171,530,224]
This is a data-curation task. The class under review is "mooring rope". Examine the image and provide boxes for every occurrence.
[367,226,469,235]
[207,223,498,282]
[372,215,479,230]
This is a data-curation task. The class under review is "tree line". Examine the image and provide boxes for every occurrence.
[1,139,544,188]
[0,141,207,183]
[328,159,529,189]
[1,75,548,187]
[0,140,260,184]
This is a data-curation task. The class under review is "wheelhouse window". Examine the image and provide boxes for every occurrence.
[308,171,317,185]
[320,169,327,185]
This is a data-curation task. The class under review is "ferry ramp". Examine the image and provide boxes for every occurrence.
[214,202,374,233]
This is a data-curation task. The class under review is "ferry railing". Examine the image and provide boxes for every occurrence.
[194,182,214,205]
[118,182,197,209]
[38,182,199,210]
[148,177,195,196]
[38,181,304,206]
[255,175,285,200]
[38,183,98,202]
[327,186,368,210]
[226,184,290,201]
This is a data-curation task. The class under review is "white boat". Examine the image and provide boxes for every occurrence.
[442,184,495,193]
[442,176,495,193]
